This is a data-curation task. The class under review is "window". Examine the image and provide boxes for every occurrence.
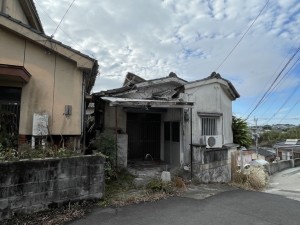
[164,121,180,142]
[201,117,217,135]
[198,112,222,136]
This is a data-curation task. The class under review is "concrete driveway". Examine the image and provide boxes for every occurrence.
[68,189,300,225]
[265,167,300,201]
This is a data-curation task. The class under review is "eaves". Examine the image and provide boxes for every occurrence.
[0,13,95,70]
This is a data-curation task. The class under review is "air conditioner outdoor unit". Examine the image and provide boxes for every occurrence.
[205,135,222,148]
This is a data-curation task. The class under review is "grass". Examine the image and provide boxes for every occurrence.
[230,153,268,191]
[99,169,182,207]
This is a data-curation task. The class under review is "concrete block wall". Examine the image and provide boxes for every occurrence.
[267,159,299,175]
[295,158,300,167]
[192,147,231,183]
[0,155,104,220]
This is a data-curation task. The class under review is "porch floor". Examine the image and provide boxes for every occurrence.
[127,160,169,187]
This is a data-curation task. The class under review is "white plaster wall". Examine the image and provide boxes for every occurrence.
[182,82,234,164]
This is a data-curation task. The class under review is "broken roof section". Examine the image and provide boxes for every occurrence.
[96,72,187,100]
[95,72,193,108]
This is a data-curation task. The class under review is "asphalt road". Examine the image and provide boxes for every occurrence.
[266,167,300,201]
[68,190,300,225]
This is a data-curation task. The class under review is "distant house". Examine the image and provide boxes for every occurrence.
[274,139,300,160]
[237,148,276,165]
[0,0,98,149]
[93,72,240,183]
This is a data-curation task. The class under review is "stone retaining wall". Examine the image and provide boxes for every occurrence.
[0,155,104,221]
[192,146,232,183]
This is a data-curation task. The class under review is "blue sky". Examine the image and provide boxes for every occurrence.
[34,0,300,125]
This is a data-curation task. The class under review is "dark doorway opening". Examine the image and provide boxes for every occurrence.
[127,113,161,160]
[0,86,21,147]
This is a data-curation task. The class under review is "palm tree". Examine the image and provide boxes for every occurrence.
[232,116,252,148]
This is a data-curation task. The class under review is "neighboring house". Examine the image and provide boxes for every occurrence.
[274,139,300,160]
[0,0,98,149]
[237,148,276,166]
[257,148,276,162]
[93,72,240,182]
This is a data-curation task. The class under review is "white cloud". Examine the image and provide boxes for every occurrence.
[34,0,300,123]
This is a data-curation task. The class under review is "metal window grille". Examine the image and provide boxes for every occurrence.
[201,117,217,136]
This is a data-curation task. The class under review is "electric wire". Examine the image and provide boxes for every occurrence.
[35,1,82,50]
[257,55,300,118]
[266,83,300,124]
[246,46,300,120]
[278,97,300,123]
[214,0,270,71]
[51,0,76,37]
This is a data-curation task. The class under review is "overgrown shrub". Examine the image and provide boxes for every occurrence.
[146,178,176,194]
[89,133,117,180]
[0,143,79,162]
[232,166,267,190]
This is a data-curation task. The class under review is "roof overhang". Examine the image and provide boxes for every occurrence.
[0,14,95,70]
[0,64,31,83]
[101,97,194,108]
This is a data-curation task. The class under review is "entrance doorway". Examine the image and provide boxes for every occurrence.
[127,113,161,160]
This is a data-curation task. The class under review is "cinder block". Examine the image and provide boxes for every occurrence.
[0,187,9,198]
[0,198,9,210]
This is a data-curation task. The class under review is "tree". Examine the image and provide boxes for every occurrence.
[232,116,252,148]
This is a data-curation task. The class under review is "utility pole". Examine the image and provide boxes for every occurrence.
[254,117,258,155]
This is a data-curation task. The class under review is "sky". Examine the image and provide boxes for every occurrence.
[34,0,300,126]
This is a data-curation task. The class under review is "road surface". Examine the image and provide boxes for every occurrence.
[68,189,300,225]
[265,167,300,201]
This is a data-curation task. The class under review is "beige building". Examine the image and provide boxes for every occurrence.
[0,0,98,148]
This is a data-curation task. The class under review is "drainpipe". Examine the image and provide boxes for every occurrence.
[190,108,193,179]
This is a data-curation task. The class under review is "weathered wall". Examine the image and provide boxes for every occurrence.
[192,146,231,183]
[0,155,104,221]
[117,133,128,168]
[267,159,300,175]
[104,105,127,132]
[0,26,85,136]
[182,80,234,165]
[295,158,300,167]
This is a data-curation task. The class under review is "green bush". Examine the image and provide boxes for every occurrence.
[0,143,79,162]
[146,178,175,194]
[89,133,117,180]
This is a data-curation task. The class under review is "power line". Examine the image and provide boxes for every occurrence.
[278,98,300,123]
[243,38,300,118]
[214,0,270,71]
[51,0,76,37]
[266,83,300,124]
[257,55,300,118]
[246,46,300,120]
[35,1,82,50]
